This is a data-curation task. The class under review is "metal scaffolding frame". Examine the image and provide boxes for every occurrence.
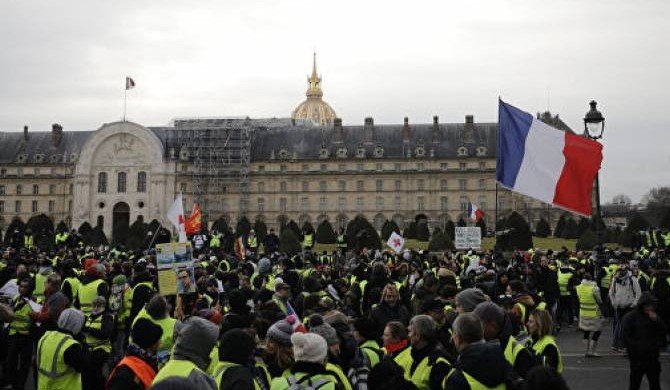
[166,118,251,217]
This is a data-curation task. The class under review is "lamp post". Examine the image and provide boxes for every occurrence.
[583,100,605,249]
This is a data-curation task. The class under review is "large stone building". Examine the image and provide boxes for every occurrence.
[0,58,572,241]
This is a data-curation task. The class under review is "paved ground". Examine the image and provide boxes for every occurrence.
[558,318,670,390]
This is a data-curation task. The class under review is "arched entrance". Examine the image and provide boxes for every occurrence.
[112,202,130,245]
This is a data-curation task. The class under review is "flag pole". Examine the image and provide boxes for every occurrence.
[495,97,500,250]
[123,87,127,122]
[147,222,162,249]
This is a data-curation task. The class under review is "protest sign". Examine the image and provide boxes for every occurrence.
[455,227,481,249]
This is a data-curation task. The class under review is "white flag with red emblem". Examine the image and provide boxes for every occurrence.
[167,194,187,243]
[386,231,405,254]
[125,76,136,90]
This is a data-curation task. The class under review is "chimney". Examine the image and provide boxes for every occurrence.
[432,116,440,144]
[333,117,344,143]
[364,117,374,144]
[52,123,63,147]
[465,115,474,124]
[23,125,28,141]
[402,117,411,142]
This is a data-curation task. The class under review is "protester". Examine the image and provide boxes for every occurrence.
[575,272,604,357]
[369,283,410,341]
[270,332,339,390]
[527,309,563,374]
[5,277,35,390]
[107,318,164,390]
[609,264,641,352]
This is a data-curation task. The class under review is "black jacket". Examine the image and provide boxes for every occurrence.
[369,302,411,341]
[622,308,668,360]
[446,341,512,390]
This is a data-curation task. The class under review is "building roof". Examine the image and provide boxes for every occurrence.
[0,129,92,164]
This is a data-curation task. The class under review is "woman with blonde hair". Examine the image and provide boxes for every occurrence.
[527,309,563,374]
[369,283,411,341]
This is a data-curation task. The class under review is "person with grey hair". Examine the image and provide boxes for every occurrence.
[83,295,114,389]
[29,272,70,330]
[36,308,91,390]
[393,315,451,389]
[444,313,511,390]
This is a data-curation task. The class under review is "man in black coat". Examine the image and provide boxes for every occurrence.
[622,292,668,390]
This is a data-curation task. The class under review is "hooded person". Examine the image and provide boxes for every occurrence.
[213,329,259,389]
[270,333,339,390]
[107,318,164,390]
[151,316,219,389]
[36,308,89,390]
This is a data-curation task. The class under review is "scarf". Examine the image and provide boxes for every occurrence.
[385,339,409,355]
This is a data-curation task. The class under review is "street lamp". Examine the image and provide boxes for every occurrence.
[583,100,605,250]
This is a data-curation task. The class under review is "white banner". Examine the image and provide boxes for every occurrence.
[455,227,481,249]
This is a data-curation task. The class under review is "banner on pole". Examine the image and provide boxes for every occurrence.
[455,227,482,249]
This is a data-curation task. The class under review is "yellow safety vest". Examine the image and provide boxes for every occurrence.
[10,296,32,336]
[532,335,563,374]
[248,236,258,248]
[270,371,338,390]
[77,279,105,316]
[210,234,221,248]
[503,337,525,368]
[62,277,81,300]
[336,235,347,248]
[36,331,82,390]
[394,347,450,390]
[132,308,176,354]
[557,269,573,296]
[360,340,383,368]
[303,234,313,248]
[601,265,618,289]
[461,371,505,390]
[152,359,204,385]
[24,235,34,249]
[214,361,261,390]
[325,362,352,390]
[34,272,52,301]
[575,283,599,318]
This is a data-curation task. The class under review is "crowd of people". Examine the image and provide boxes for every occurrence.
[0,227,668,390]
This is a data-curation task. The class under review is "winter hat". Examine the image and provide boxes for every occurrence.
[258,257,272,274]
[473,301,505,329]
[267,319,294,347]
[219,329,256,364]
[455,288,489,313]
[196,309,223,325]
[131,318,163,349]
[112,274,127,286]
[292,332,328,364]
[308,314,339,346]
[173,317,220,370]
[57,308,86,335]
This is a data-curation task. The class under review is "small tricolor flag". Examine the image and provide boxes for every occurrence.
[286,302,307,333]
[468,202,485,222]
[125,77,136,90]
[166,194,187,243]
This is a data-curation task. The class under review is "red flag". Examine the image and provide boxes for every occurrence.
[235,236,246,260]
[185,203,202,236]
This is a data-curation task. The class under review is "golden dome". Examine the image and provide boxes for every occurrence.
[292,53,337,126]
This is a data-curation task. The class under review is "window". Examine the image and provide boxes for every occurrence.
[376,196,384,210]
[319,197,328,211]
[459,162,466,171]
[356,197,364,210]
[32,184,39,195]
[258,165,265,173]
[376,180,383,191]
[440,179,448,191]
[395,180,402,191]
[376,163,383,171]
[319,181,327,191]
[479,161,486,170]
[356,180,364,191]
[440,163,448,171]
[32,200,38,213]
[280,181,287,192]
[338,181,346,192]
[69,184,73,195]
[15,200,21,213]
[302,164,309,172]
[417,196,425,211]
[117,172,127,192]
[302,181,309,192]
[394,163,401,172]
[0,168,5,176]
[338,164,346,172]
[417,179,425,191]
[137,171,147,192]
[357,163,364,172]
[280,198,288,212]
[479,179,486,190]
[338,197,346,210]
[68,200,72,212]
[98,172,107,193]
[417,163,424,171]
[0,185,4,195]
[181,164,188,173]
[34,168,40,176]
[0,201,3,213]
[459,179,467,190]
[16,184,22,195]
[394,196,401,209]
[320,164,327,172]
[460,196,468,212]
[180,182,187,193]
[258,198,265,212]
[49,200,55,213]
[280,164,287,173]
[49,184,56,195]
[301,197,309,211]
[240,199,248,213]
[441,196,449,212]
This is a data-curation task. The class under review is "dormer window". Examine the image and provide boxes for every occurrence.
[373,145,384,158]
[457,146,468,157]
[336,146,347,159]
[356,145,366,159]
[415,146,426,158]
[476,146,488,156]
[278,148,289,159]
[319,147,329,159]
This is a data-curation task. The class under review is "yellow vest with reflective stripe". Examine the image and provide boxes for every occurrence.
[77,279,105,315]
[532,335,563,374]
[303,234,313,248]
[35,272,52,301]
[575,283,599,318]
[326,362,352,390]
[24,235,34,249]
[360,340,383,368]
[62,277,81,300]
[270,371,337,390]
[248,236,258,248]
[503,337,525,367]
[394,347,450,390]
[84,313,111,353]
[37,331,82,390]
[152,359,204,384]
[132,308,176,354]
[462,371,506,390]
[601,265,618,289]
[557,269,573,296]
[10,296,32,335]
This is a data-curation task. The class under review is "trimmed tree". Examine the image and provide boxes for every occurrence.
[563,218,578,239]
[279,227,302,254]
[659,209,670,229]
[3,217,25,246]
[404,221,417,240]
[457,218,467,227]
[236,216,252,237]
[576,217,591,237]
[535,218,551,238]
[476,218,487,236]
[253,219,268,243]
[428,229,454,251]
[346,215,381,250]
[621,212,650,248]
[315,220,336,244]
[576,228,597,251]
[302,221,315,234]
[416,221,430,241]
[56,220,69,233]
[78,222,94,244]
[497,211,533,251]
[444,220,456,241]
[287,220,301,239]
[126,216,147,250]
[88,225,109,247]
[27,214,55,251]
[554,214,567,238]
[381,219,401,241]
[212,217,229,233]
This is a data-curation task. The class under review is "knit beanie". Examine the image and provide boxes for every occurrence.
[57,308,86,335]
[308,314,339,346]
[455,288,489,313]
[292,332,328,364]
[267,319,294,347]
[131,318,163,349]
[219,329,256,364]
[112,274,127,286]
[258,257,271,274]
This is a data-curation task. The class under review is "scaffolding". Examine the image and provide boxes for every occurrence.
[166,118,252,217]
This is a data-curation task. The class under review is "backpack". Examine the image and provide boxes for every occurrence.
[286,375,330,390]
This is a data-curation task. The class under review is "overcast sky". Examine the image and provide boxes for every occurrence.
[1,0,668,203]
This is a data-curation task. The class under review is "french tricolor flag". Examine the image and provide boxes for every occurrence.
[468,202,484,222]
[497,100,603,216]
